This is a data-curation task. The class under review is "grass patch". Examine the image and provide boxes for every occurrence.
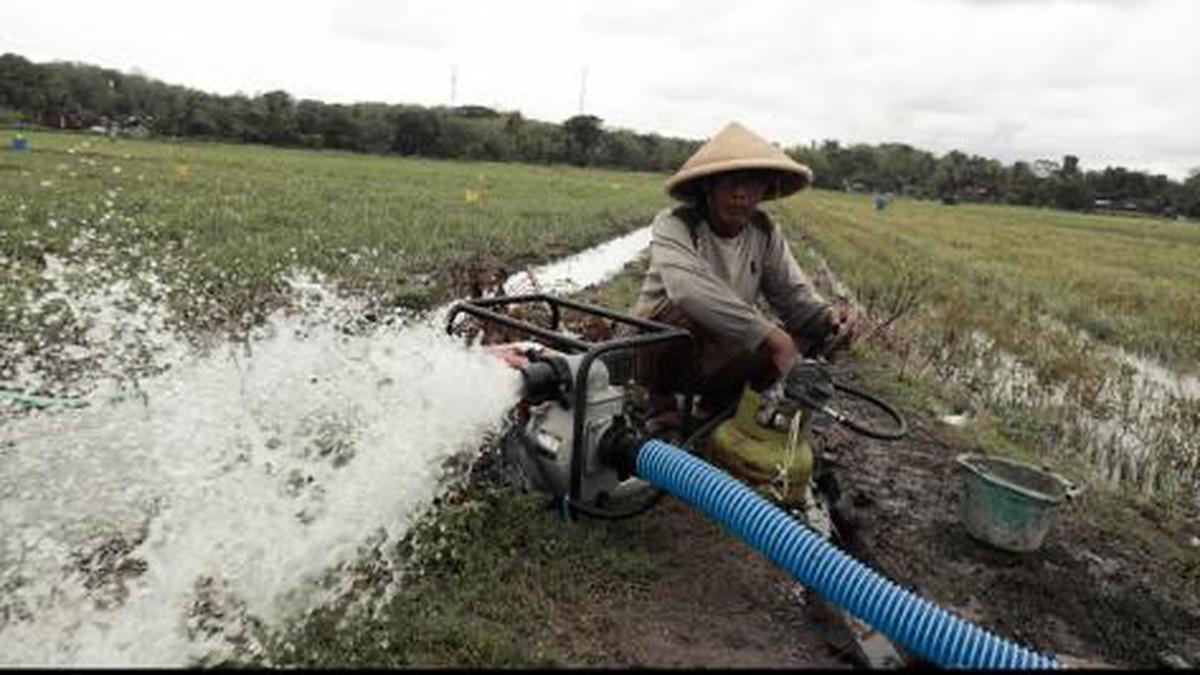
[1,131,665,308]
[237,456,663,668]
[574,256,648,312]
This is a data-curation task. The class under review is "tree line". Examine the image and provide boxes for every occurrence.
[2,52,1198,219]
[0,53,699,172]
[788,141,1200,218]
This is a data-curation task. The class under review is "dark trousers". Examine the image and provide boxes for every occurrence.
[633,301,776,412]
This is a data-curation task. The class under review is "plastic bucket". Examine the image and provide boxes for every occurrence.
[955,453,1080,553]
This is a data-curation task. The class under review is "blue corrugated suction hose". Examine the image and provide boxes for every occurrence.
[636,439,1059,669]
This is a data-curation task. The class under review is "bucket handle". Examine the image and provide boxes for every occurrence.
[1042,464,1085,501]
[1062,479,1085,501]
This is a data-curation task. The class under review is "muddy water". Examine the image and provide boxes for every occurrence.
[0,228,651,666]
[952,328,1199,499]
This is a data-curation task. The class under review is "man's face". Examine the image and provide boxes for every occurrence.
[705,170,769,235]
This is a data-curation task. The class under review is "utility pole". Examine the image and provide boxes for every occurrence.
[450,65,457,107]
[578,66,588,114]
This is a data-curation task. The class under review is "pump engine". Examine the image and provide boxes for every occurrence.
[447,294,907,520]
[501,346,634,505]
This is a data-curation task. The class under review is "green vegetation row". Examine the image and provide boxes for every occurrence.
[1,130,665,302]
[780,191,1200,375]
[5,52,1199,219]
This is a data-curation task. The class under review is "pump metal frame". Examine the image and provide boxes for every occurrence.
[446,294,695,515]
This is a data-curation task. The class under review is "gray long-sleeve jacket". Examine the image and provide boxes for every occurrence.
[634,206,827,355]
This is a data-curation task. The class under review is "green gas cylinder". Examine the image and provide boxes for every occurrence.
[706,386,813,507]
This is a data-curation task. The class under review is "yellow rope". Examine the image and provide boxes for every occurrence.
[770,408,803,503]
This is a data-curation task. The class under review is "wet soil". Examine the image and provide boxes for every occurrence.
[808,366,1200,669]
[549,497,855,669]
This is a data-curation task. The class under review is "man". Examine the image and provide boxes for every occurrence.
[633,121,858,432]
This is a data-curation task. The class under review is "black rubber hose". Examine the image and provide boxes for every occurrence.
[818,382,908,440]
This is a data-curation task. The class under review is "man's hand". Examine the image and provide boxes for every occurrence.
[793,302,860,359]
[818,302,859,358]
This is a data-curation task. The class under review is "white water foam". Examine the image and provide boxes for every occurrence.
[0,288,521,666]
[7,246,187,399]
[0,226,653,666]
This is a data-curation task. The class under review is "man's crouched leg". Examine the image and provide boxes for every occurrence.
[632,302,775,435]
[630,303,696,436]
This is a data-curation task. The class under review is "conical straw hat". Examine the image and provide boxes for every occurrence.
[665,122,813,202]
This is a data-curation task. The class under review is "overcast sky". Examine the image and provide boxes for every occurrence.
[4,0,1197,178]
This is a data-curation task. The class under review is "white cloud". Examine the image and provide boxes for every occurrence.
[1,0,1196,177]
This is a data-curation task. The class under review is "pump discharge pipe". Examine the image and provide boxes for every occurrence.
[608,436,1059,669]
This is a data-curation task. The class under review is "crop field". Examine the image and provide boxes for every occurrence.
[783,190,1200,374]
[778,191,1200,498]
[9,132,1194,365]
[0,130,665,394]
